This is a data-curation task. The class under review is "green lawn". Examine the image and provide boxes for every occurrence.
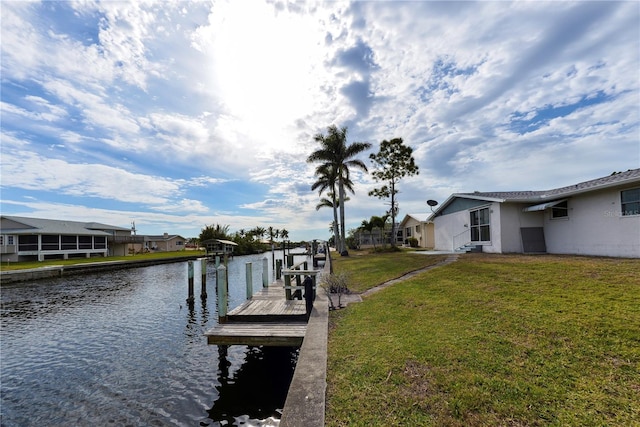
[329,249,448,293]
[0,250,205,271]
[326,253,640,426]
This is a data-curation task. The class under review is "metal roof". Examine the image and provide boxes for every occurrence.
[0,216,113,236]
[429,168,640,220]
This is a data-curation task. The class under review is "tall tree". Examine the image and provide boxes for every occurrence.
[251,226,266,242]
[308,125,371,255]
[368,138,419,247]
[311,164,340,250]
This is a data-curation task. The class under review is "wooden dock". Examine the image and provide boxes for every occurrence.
[205,280,308,346]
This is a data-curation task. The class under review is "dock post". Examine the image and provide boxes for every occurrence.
[215,255,221,268]
[246,262,253,300]
[284,272,292,300]
[276,259,282,280]
[312,240,318,267]
[287,254,294,269]
[200,258,207,299]
[187,261,195,304]
[262,257,269,288]
[217,264,228,322]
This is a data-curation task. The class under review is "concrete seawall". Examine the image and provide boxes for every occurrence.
[280,252,331,427]
[0,256,203,285]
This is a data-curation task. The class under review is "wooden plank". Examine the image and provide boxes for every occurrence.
[205,322,307,346]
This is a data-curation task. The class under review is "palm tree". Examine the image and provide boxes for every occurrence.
[370,215,388,247]
[307,125,371,255]
[314,190,351,251]
[360,219,376,250]
[267,226,279,243]
[311,164,340,250]
[252,226,266,242]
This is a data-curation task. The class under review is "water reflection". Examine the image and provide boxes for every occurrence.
[1,249,308,426]
[208,346,299,425]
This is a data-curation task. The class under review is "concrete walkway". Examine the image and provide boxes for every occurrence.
[337,253,460,306]
[362,253,459,297]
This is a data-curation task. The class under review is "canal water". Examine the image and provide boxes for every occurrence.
[1,249,310,427]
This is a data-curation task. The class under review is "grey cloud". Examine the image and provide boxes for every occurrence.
[340,80,372,117]
[331,38,377,75]
[448,1,622,120]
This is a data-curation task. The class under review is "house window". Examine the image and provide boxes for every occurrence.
[7,236,14,245]
[551,201,568,218]
[405,227,412,237]
[470,207,490,242]
[415,225,421,233]
[621,188,640,216]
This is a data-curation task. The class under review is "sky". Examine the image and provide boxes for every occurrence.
[1,1,639,242]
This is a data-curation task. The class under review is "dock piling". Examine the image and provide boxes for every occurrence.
[200,258,207,299]
[262,257,269,288]
[217,264,228,322]
[246,262,253,299]
[187,261,195,304]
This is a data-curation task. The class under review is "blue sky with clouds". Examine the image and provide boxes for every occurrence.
[1,1,639,241]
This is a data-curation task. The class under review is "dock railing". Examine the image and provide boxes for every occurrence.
[282,259,318,300]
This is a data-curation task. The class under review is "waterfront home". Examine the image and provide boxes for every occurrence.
[0,215,142,262]
[145,233,187,252]
[428,169,640,258]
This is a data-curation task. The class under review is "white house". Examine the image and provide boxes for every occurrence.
[398,213,435,248]
[428,169,640,258]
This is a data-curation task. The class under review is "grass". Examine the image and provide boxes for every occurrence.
[329,249,448,293]
[326,253,640,426]
[0,250,205,271]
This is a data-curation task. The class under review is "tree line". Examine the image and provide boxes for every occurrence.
[197,224,298,256]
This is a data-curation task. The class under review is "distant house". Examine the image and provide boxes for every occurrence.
[145,233,186,252]
[398,213,434,248]
[200,239,238,258]
[0,216,143,262]
[428,169,640,258]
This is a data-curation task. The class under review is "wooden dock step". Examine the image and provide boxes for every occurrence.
[205,322,307,346]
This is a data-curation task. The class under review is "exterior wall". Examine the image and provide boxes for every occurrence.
[434,202,503,252]
[147,237,185,252]
[498,204,545,253]
[421,223,435,249]
[435,187,640,257]
[167,237,185,251]
[402,219,433,248]
[544,188,640,258]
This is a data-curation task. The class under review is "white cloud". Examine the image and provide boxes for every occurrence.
[1,149,183,206]
[1,1,638,241]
